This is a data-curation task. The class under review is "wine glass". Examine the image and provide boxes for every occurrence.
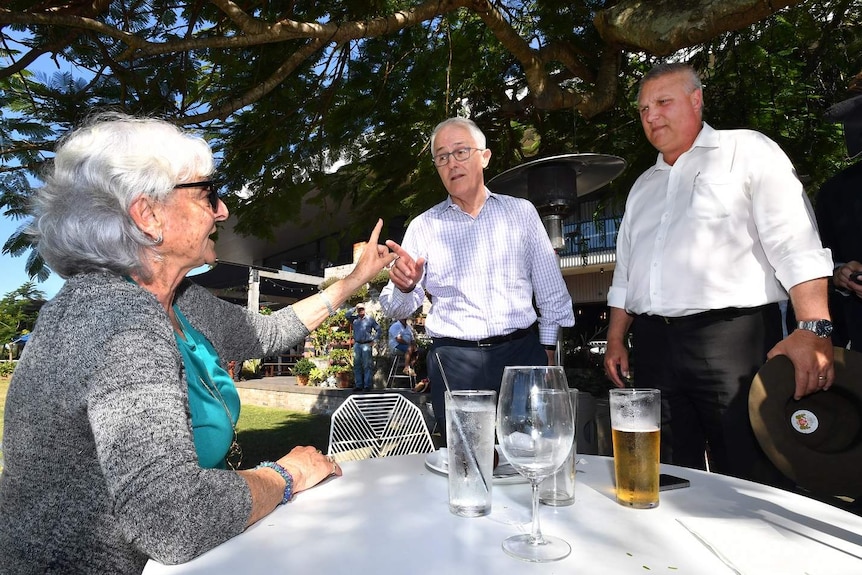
[496,366,575,562]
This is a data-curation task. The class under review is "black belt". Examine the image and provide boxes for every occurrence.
[355,340,373,344]
[637,304,775,326]
[433,327,533,348]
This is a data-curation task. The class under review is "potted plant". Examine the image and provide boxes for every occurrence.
[327,348,354,388]
[309,309,351,354]
[328,348,353,367]
[291,358,315,386]
[308,366,328,386]
[329,364,354,388]
[329,327,352,349]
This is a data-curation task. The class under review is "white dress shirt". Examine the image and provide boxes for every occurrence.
[608,123,832,317]
[380,189,574,345]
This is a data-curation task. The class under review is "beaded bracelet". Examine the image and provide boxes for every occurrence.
[318,292,335,316]
[256,461,294,505]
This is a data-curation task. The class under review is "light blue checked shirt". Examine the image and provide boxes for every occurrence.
[380,189,574,345]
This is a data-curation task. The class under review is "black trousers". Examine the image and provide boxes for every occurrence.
[631,304,791,488]
[428,332,547,437]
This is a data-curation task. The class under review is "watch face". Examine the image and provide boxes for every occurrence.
[816,320,834,338]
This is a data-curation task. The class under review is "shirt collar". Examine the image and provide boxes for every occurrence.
[652,121,717,171]
[437,187,496,214]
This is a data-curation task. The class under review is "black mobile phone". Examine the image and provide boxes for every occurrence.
[659,473,691,491]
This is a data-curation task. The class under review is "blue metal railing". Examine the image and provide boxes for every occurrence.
[557,215,621,263]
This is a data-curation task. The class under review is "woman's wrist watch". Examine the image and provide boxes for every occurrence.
[796,319,834,338]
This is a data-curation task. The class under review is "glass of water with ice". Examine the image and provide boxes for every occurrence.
[445,390,497,517]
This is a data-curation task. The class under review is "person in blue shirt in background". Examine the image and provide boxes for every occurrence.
[347,303,381,391]
[388,317,418,378]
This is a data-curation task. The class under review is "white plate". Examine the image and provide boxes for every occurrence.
[424,447,528,485]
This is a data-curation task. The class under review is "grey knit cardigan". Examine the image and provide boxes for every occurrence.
[0,272,311,574]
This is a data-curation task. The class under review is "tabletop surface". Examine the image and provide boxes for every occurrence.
[143,453,862,575]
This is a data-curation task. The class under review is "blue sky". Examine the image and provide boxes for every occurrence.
[0,216,65,299]
[2,34,69,300]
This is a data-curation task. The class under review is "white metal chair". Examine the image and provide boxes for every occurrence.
[327,393,434,462]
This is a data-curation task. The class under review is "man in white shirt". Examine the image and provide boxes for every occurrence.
[381,117,574,432]
[604,62,834,487]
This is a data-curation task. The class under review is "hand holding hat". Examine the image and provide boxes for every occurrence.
[749,347,862,496]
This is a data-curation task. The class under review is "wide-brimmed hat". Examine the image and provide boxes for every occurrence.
[749,347,862,495]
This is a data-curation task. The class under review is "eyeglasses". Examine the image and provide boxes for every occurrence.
[174,180,220,211]
[431,147,484,167]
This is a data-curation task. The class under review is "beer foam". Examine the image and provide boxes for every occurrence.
[612,425,660,433]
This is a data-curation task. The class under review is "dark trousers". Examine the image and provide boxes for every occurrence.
[428,332,548,437]
[631,304,791,488]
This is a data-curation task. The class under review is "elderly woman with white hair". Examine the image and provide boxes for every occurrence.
[0,112,395,573]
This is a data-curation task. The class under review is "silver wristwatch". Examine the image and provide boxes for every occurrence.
[796,319,834,338]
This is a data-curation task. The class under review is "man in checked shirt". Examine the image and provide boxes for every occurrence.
[380,117,574,434]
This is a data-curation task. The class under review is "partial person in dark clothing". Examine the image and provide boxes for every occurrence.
[815,91,862,349]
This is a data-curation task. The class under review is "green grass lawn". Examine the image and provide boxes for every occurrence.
[0,376,331,473]
[236,404,331,469]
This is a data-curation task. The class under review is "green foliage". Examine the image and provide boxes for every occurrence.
[328,347,353,367]
[291,357,316,377]
[0,282,45,346]
[309,309,351,354]
[308,367,327,385]
[318,275,370,306]
[0,361,15,377]
[690,6,860,196]
[367,270,390,293]
[345,286,369,307]
[1,1,860,282]
[328,363,352,375]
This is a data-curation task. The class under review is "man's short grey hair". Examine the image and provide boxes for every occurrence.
[637,62,703,101]
[28,111,214,280]
[430,117,487,153]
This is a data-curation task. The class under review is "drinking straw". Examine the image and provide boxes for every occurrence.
[435,352,490,493]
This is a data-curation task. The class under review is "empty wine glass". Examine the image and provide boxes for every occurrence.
[496,366,575,562]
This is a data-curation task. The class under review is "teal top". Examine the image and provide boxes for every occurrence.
[173,307,240,469]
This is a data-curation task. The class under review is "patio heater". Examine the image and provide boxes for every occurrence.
[486,153,626,249]
[486,153,627,362]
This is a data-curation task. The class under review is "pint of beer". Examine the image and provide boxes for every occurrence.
[609,388,660,508]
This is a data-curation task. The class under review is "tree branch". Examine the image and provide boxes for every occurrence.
[179,38,327,124]
[594,0,805,55]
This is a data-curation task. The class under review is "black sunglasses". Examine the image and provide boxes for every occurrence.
[174,180,220,211]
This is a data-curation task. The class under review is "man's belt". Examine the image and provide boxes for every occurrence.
[433,327,533,348]
[355,340,373,344]
[637,304,775,326]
